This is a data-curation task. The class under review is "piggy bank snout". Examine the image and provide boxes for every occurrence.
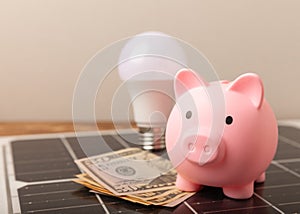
[183,135,219,165]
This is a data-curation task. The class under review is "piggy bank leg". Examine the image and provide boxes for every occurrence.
[255,172,266,183]
[223,182,254,199]
[176,174,202,192]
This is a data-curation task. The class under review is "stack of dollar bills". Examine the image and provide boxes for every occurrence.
[73,147,195,207]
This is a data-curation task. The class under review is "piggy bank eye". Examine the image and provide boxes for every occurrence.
[186,111,192,119]
[226,116,233,125]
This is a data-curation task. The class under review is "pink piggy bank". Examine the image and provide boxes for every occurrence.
[166,69,278,199]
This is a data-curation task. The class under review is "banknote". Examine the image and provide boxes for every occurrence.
[75,173,192,201]
[75,173,177,201]
[75,148,177,195]
[73,179,151,205]
[74,148,196,207]
[73,175,195,207]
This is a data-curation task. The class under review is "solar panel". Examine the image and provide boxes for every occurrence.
[1,125,299,213]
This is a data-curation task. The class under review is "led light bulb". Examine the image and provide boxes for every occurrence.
[118,32,186,150]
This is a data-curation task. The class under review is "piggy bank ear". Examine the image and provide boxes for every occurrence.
[174,69,208,98]
[228,73,264,109]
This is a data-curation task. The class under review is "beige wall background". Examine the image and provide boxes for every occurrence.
[0,0,299,121]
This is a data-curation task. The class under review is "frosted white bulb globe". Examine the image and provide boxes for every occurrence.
[118,32,186,150]
[118,31,186,81]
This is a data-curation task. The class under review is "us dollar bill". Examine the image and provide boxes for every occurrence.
[75,148,177,195]
[73,174,195,207]
[75,173,186,201]
[73,179,151,205]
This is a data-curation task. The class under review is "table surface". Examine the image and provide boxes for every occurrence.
[0,122,119,136]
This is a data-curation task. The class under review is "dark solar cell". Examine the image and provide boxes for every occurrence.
[258,164,300,187]
[279,126,300,143]
[274,138,300,160]
[11,138,80,182]
[18,182,105,213]
[66,135,126,159]
[256,185,300,213]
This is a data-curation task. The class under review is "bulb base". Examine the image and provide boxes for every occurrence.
[138,126,166,150]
